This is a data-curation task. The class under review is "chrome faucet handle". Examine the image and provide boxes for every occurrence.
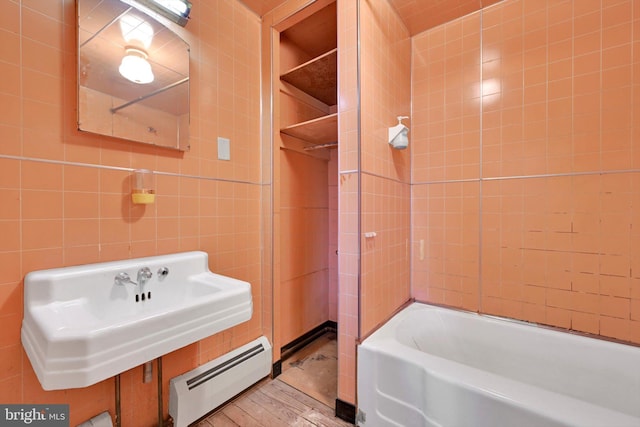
[157,267,169,279]
[114,272,137,286]
[137,267,153,285]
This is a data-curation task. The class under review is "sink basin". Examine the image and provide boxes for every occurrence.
[21,251,252,390]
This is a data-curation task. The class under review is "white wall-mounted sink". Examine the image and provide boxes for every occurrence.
[21,251,252,390]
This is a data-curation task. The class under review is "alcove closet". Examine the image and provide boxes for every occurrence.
[274,0,339,409]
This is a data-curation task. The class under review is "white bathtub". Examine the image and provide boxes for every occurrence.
[357,303,640,427]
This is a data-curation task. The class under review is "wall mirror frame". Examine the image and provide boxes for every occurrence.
[77,0,191,151]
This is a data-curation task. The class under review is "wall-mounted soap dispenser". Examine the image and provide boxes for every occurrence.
[131,169,155,204]
[388,116,409,150]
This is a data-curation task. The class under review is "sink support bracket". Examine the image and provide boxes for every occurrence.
[115,374,121,427]
[157,357,163,427]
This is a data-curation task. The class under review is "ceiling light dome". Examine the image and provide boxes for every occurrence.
[119,47,154,84]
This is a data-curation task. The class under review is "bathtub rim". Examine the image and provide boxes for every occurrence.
[358,298,640,351]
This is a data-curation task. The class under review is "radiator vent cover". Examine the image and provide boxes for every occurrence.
[169,336,272,427]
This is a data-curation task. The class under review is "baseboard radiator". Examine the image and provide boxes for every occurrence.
[169,336,272,427]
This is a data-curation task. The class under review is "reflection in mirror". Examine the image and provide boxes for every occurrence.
[78,0,190,151]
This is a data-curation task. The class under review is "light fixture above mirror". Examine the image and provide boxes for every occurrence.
[131,0,192,27]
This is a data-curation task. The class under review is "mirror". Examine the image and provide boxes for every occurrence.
[77,0,190,151]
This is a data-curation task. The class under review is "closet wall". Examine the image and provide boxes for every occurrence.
[279,149,330,343]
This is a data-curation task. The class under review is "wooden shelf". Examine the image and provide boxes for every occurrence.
[280,113,338,145]
[280,49,337,106]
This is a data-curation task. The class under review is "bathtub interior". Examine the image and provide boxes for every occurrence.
[392,304,640,418]
[358,303,640,426]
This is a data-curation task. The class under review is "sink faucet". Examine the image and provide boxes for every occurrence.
[137,267,153,291]
[114,272,136,286]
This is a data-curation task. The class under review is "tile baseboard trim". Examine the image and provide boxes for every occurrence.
[335,398,356,424]
[280,320,338,363]
[271,360,282,378]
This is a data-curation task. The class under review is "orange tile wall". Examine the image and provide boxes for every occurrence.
[329,148,338,322]
[359,0,411,338]
[361,174,411,334]
[412,9,482,311]
[336,0,412,405]
[0,0,264,425]
[412,0,640,344]
[336,0,359,405]
[279,149,330,344]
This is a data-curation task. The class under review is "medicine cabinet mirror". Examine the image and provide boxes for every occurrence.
[77,0,190,151]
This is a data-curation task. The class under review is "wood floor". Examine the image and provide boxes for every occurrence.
[195,378,354,427]
[279,333,338,407]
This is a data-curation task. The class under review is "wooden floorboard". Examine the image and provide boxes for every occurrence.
[196,411,238,427]
[262,382,348,427]
[202,379,353,427]
[270,380,337,419]
[211,413,239,427]
[248,388,317,426]
[219,403,263,427]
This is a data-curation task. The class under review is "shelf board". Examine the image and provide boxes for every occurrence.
[280,113,338,145]
[280,48,337,106]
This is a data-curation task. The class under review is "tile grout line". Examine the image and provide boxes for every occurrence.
[478,8,484,314]
[18,0,25,405]
[0,154,263,186]
[412,167,640,187]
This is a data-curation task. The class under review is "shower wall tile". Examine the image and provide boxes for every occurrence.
[360,174,411,334]
[480,0,637,178]
[359,0,411,182]
[0,0,264,424]
[412,0,640,346]
[337,0,360,405]
[358,0,412,344]
[481,173,640,342]
[412,181,480,311]
[412,12,481,184]
[337,172,359,404]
